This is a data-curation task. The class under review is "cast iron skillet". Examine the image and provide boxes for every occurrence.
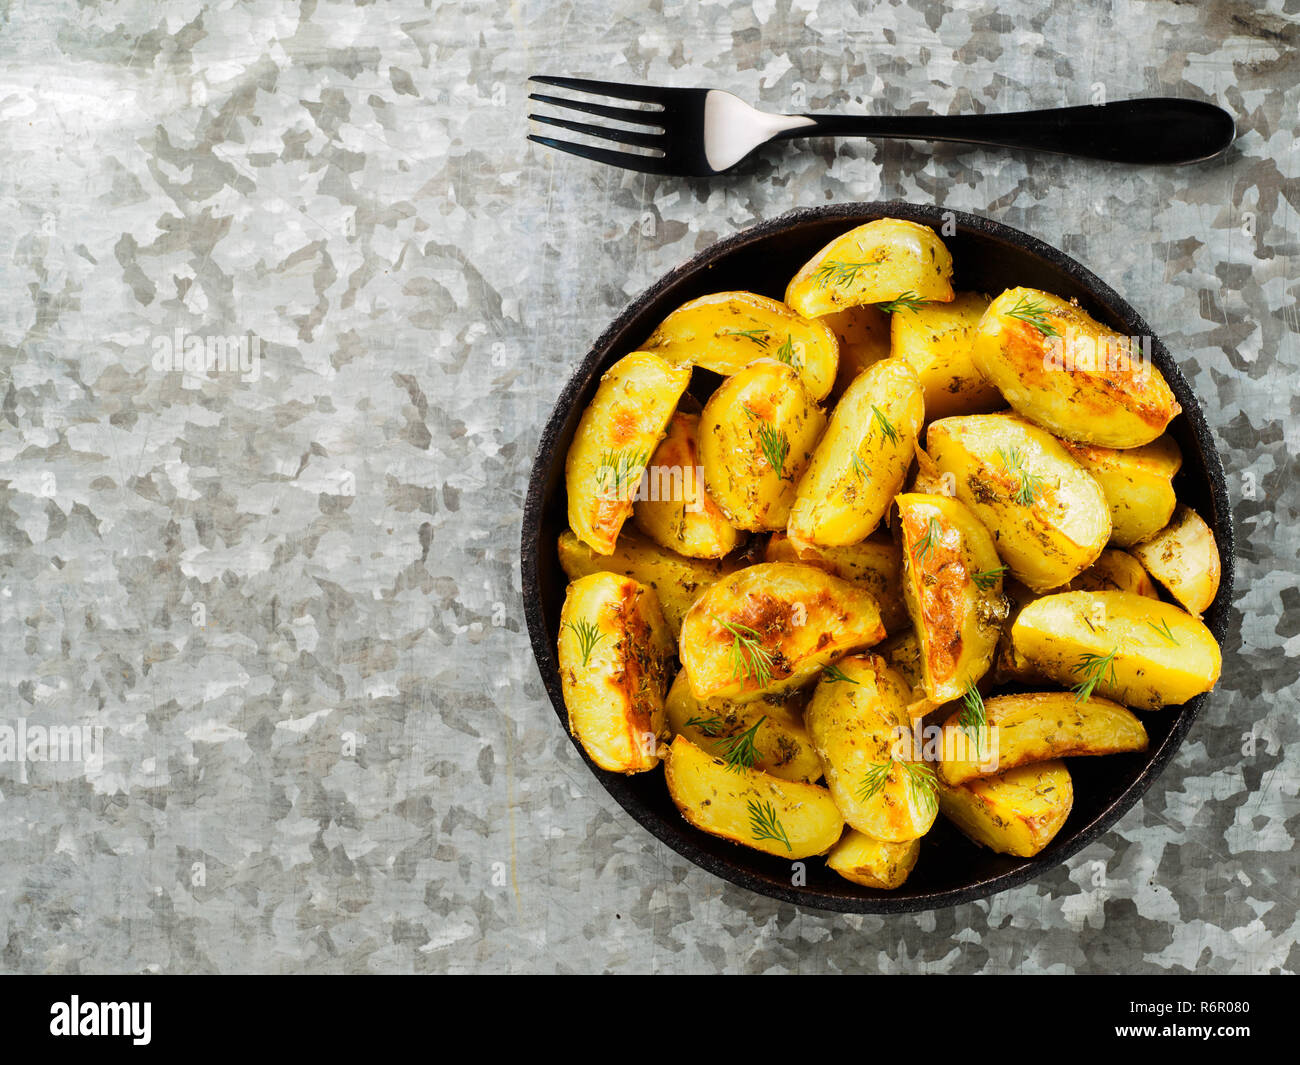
[521,202,1234,913]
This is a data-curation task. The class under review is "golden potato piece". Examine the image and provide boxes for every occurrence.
[680,562,886,703]
[821,304,891,399]
[971,287,1180,447]
[938,692,1148,785]
[890,292,1004,421]
[788,356,924,546]
[938,760,1073,857]
[641,290,839,400]
[926,413,1111,592]
[565,351,692,554]
[700,359,826,531]
[664,670,822,783]
[1059,436,1182,548]
[827,830,921,889]
[558,572,674,773]
[557,528,732,639]
[664,736,844,859]
[1129,504,1222,617]
[804,653,939,842]
[765,531,908,636]
[785,218,955,319]
[877,630,924,693]
[896,492,1008,704]
[633,410,741,560]
[1011,590,1222,710]
[1064,548,1159,598]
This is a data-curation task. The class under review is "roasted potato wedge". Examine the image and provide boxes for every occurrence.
[664,670,822,783]
[877,630,925,693]
[641,290,839,401]
[788,356,924,546]
[896,492,1008,703]
[765,530,908,636]
[558,572,675,773]
[1064,548,1159,598]
[700,359,826,531]
[1011,590,1222,710]
[938,692,1148,785]
[1059,436,1182,548]
[785,218,955,319]
[826,830,921,889]
[926,413,1111,592]
[679,562,886,702]
[971,287,1180,447]
[1129,504,1222,617]
[557,528,732,639]
[804,653,939,842]
[989,577,1047,686]
[633,410,741,560]
[890,292,1004,420]
[664,735,844,859]
[938,760,1073,857]
[822,304,891,399]
[565,351,692,554]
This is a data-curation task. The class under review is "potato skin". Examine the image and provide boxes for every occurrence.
[926,413,1111,592]
[700,360,826,532]
[1063,548,1159,598]
[558,572,675,773]
[641,290,839,400]
[890,292,1004,420]
[788,356,924,546]
[938,760,1073,857]
[557,528,732,639]
[827,830,921,889]
[633,410,741,560]
[938,692,1148,785]
[895,492,1008,703]
[1011,590,1222,710]
[663,670,822,784]
[679,562,886,703]
[565,351,692,554]
[1130,504,1222,617]
[804,653,938,842]
[821,304,891,400]
[664,735,844,859]
[971,287,1180,447]
[765,531,908,636]
[785,218,955,319]
[1059,436,1182,548]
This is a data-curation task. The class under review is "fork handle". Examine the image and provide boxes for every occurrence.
[778,98,1234,165]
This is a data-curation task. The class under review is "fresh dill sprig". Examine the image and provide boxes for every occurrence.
[595,447,649,500]
[849,448,872,481]
[971,565,1008,591]
[856,760,895,803]
[901,761,939,817]
[713,615,775,688]
[811,259,882,289]
[821,662,859,685]
[721,716,766,774]
[719,327,770,347]
[877,290,929,315]
[1072,647,1119,704]
[870,405,900,446]
[956,682,987,756]
[1147,619,1180,646]
[684,713,726,738]
[1004,293,1061,338]
[747,798,791,852]
[774,334,798,368]
[995,445,1047,507]
[743,409,790,480]
[912,516,941,566]
[562,618,605,668]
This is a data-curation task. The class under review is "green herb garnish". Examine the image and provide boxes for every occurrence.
[1071,647,1119,703]
[595,447,649,500]
[877,290,929,315]
[956,682,987,756]
[721,716,766,774]
[719,327,770,347]
[747,798,791,852]
[1004,293,1060,338]
[774,334,798,368]
[811,259,882,289]
[912,516,941,566]
[901,761,939,817]
[713,616,775,688]
[562,618,606,668]
[995,445,1047,507]
[971,565,1008,591]
[744,409,790,480]
[821,663,859,685]
[684,713,726,738]
[1147,619,1180,646]
[870,405,900,446]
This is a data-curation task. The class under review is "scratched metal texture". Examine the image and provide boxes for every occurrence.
[0,0,1295,973]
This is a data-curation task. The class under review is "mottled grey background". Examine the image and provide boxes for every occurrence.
[0,0,1295,974]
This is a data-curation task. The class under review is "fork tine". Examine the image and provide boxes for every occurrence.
[529,113,663,150]
[528,92,663,128]
[529,75,665,105]
[527,134,671,175]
